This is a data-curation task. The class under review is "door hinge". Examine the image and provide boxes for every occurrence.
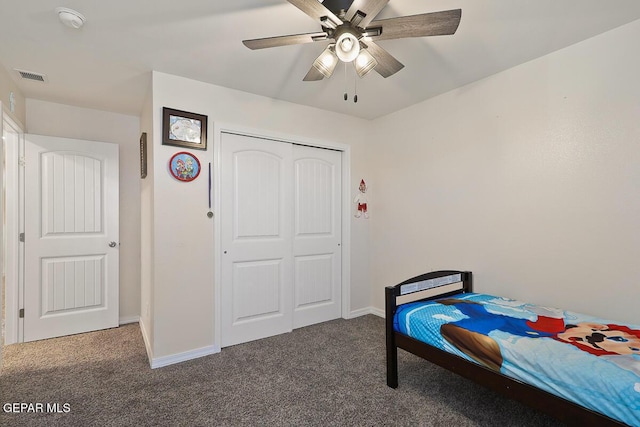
[19,232,25,242]
[18,156,25,167]
[19,308,24,318]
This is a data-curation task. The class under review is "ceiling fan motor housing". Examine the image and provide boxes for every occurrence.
[322,0,356,15]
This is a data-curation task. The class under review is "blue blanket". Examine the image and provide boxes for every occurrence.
[394,293,640,426]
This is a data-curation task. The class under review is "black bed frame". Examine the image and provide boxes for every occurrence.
[385,270,626,427]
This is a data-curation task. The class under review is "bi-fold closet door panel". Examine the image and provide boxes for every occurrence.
[220,132,341,347]
[292,145,342,329]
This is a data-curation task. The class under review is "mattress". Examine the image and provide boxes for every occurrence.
[394,292,640,426]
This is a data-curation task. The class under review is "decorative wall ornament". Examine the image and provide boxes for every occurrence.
[169,152,201,182]
[139,132,147,179]
[354,179,369,218]
[162,107,208,150]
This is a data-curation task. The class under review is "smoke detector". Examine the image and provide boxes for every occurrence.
[55,7,86,29]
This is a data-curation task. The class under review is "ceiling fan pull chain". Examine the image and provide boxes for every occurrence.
[343,62,348,101]
[354,68,358,103]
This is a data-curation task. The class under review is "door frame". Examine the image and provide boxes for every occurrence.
[2,106,25,345]
[213,123,351,350]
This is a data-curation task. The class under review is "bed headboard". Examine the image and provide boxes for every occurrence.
[388,270,472,296]
[385,270,472,313]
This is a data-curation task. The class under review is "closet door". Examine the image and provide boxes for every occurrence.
[292,145,342,328]
[220,132,293,347]
[220,133,342,347]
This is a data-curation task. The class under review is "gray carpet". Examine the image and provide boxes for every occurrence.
[0,315,564,426]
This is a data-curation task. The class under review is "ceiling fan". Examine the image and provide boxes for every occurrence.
[242,0,462,81]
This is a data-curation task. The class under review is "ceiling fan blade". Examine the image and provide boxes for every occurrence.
[362,41,404,78]
[287,0,342,27]
[367,9,462,41]
[303,65,326,81]
[243,32,328,50]
[344,0,389,29]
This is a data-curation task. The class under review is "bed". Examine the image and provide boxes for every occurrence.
[385,270,640,426]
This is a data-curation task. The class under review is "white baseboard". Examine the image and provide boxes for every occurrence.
[139,318,154,367]
[348,306,385,319]
[369,307,385,318]
[150,345,220,369]
[119,315,140,325]
[138,318,219,369]
[348,307,372,318]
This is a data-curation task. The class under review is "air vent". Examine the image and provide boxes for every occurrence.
[14,69,47,83]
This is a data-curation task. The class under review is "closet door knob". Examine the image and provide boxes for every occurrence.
[108,241,117,248]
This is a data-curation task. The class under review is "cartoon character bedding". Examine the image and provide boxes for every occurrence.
[394,293,640,426]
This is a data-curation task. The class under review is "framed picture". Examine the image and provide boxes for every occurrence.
[169,152,201,182]
[162,107,207,150]
[139,132,147,179]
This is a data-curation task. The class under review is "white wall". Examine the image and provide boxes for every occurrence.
[20,19,639,363]
[146,71,371,360]
[368,20,640,324]
[26,99,142,323]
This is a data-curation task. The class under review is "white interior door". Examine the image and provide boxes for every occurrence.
[24,134,119,342]
[292,145,341,328]
[220,132,293,347]
[220,132,342,347]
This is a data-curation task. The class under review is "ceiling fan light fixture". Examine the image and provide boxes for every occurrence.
[354,48,377,78]
[312,46,338,78]
[335,32,360,63]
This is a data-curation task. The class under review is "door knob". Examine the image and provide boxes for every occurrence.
[108,241,117,248]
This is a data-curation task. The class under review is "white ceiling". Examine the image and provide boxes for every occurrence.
[1,0,640,120]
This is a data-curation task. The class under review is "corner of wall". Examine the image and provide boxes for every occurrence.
[140,75,155,360]
[0,64,26,127]
[138,317,154,368]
